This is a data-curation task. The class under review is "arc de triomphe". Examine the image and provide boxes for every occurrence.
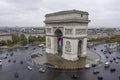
[44,10,90,61]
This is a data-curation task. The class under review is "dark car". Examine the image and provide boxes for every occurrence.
[71,74,80,79]
[20,61,23,64]
[93,69,100,74]
[10,53,13,56]
[13,60,16,63]
[14,72,19,78]
[110,68,116,72]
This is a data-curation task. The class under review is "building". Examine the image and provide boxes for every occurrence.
[44,10,90,61]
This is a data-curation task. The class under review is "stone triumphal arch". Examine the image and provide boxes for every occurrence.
[44,10,90,61]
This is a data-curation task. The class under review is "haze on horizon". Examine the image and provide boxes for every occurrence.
[0,0,120,28]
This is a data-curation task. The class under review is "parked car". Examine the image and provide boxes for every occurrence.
[85,64,91,69]
[27,66,32,71]
[39,68,45,73]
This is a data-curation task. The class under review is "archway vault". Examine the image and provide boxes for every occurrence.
[54,29,63,56]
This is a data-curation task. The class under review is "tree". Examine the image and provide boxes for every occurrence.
[12,34,20,44]
[28,36,37,43]
[37,36,45,42]
[0,40,7,46]
[7,40,12,45]
[20,34,27,45]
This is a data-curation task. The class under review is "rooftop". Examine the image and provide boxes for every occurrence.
[45,9,89,17]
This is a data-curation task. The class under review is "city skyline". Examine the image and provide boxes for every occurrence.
[0,0,120,28]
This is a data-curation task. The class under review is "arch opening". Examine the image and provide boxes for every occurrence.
[54,29,63,56]
[78,40,82,58]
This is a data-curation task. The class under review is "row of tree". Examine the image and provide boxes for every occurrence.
[0,34,45,46]
[88,35,120,44]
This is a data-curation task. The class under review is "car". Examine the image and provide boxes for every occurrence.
[113,58,116,61]
[0,60,2,67]
[27,66,32,71]
[14,72,19,78]
[106,56,108,58]
[71,74,80,79]
[38,44,44,47]
[115,59,119,63]
[8,59,11,62]
[110,60,113,63]
[110,68,116,72]
[105,61,110,68]
[93,69,100,74]
[13,60,16,63]
[85,64,91,69]
[98,76,103,80]
[101,49,103,52]
[32,48,36,50]
[20,61,23,64]
[92,64,96,67]
[39,68,45,73]
[116,56,120,59]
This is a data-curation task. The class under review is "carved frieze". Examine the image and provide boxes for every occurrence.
[65,29,72,35]
[76,29,86,35]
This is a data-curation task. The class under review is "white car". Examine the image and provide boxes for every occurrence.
[27,66,32,71]
[38,44,44,47]
[39,68,45,73]
[0,60,2,66]
[85,64,91,69]
[115,59,119,63]
[105,61,110,68]
[93,69,100,74]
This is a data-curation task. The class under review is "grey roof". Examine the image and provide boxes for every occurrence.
[45,9,89,17]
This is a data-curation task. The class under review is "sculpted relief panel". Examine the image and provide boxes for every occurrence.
[65,41,71,54]
[76,29,86,35]
[65,29,72,35]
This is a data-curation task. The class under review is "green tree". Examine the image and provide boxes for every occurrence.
[28,36,37,43]
[0,40,7,46]
[6,40,12,45]
[20,34,27,45]
[12,34,20,44]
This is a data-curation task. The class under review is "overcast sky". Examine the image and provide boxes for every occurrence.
[0,0,120,28]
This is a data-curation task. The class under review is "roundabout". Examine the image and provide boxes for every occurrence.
[30,49,101,69]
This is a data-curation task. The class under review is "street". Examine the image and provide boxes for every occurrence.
[0,44,120,80]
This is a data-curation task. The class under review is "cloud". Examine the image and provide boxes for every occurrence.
[0,0,120,27]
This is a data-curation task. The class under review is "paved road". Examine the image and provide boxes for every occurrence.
[0,44,120,80]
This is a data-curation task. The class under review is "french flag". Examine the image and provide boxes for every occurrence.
[58,37,63,47]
